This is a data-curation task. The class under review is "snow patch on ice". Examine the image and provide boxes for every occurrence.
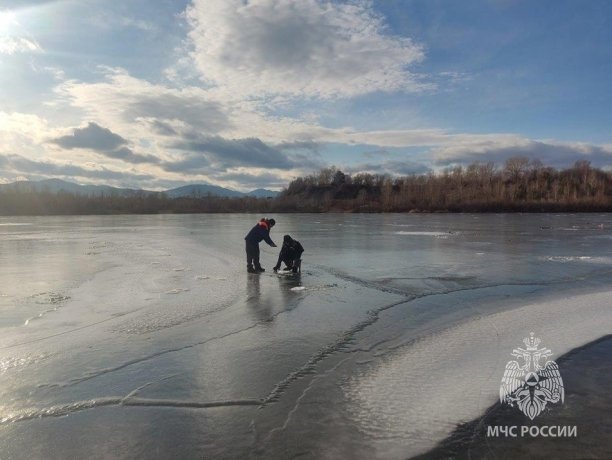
[545,256,592,263]
[165,288,189,295]
[395,231,455,237]
[24,307,59,326]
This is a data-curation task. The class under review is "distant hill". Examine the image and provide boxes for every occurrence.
[247,188,279,198]
[0,179,145,197]
[165,184,278,198]
[0,179,279,199]
[165,184,244,198]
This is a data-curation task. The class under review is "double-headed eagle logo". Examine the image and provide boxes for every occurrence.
[500,333,564,420]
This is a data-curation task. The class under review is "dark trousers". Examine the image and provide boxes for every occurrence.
[245,241,260,268]
[278,256,301,272]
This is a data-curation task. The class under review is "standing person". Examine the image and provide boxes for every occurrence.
[273,235,304,273]
[245,218,276,273]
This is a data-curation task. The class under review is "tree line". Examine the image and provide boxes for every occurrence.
[0,191,274,215]
[276,158,612,212]
[1,157,611,215]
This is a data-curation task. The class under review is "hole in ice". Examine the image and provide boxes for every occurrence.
[29,292,70,305]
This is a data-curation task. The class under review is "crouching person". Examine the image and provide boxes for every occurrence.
[273,235,304,273]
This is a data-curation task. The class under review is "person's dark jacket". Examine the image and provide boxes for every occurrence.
[245,219,276,246]
[274,235,304,270]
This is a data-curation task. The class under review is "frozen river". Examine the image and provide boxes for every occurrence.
[1,213,611,459]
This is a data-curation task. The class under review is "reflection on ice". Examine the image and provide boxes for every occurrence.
[1,353,50,375]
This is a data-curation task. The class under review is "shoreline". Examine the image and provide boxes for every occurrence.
[1,210,612,217]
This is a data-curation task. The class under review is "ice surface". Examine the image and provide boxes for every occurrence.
[1,213,611,458]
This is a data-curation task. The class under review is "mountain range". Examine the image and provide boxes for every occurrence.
[0,179,279,199]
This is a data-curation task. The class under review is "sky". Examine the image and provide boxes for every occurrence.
[1,0,611,191]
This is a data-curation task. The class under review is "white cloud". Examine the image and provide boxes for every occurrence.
[0,111,51,153]
[119,16,155,31]
[52,67,612,176]
[0,152,157,186]
[0,36,41,54]
[42,69,326,186]
[55,68,230,140]
[0,9,42,55]
[185,0,427,99]
[346,159,431,176]
[87,12,156,32]
[431,137,612,168]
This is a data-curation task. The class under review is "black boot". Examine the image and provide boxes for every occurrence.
[255,265,265,272]
[247,264,256,273]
